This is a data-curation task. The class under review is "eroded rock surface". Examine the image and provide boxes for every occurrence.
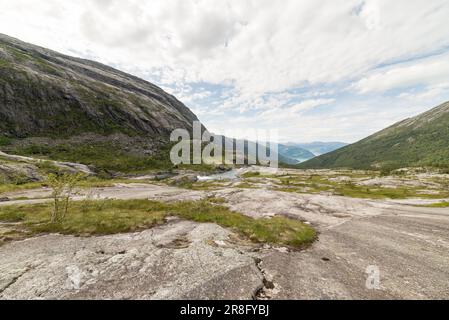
[211,188,390,228]
[1,176,449,299]
[0,220,266,300]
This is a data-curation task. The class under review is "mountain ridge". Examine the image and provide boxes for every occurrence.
[299,101,449,170]
[0,34,207,174]
[0,33,200,139]
[286,141,348,156]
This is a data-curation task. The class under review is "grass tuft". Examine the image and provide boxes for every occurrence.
[0,199,316,248]
[419,201,449,208]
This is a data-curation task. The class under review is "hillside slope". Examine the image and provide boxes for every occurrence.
[0,34,199,138]
[278,144,315,163]
[299,101,449,170]
[0,34,203,173]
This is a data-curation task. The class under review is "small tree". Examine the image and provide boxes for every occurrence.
[47,173,83,223]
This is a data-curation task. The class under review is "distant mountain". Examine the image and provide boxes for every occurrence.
[278,144,315,163]
[299,101,449,170]
[214,137,300,165]
[287,142,348,156]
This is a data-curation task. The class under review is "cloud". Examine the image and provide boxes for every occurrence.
[1,0,449,142]
[353,52,449,93]
[289,99,335,113]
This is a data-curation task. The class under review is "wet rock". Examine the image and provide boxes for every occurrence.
[170,175,198,185]
[155,172,177,181]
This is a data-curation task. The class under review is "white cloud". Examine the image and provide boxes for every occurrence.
[289,99,335,113]
[2,0,449,92]
[353,52,449,93]
[1,0,449,142]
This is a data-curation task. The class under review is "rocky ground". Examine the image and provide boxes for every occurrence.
[0,150,94,185]
[0,167,448,300]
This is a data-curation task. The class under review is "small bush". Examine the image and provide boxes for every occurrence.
[0,136,11,147]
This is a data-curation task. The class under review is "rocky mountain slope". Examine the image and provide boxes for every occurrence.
[0,34,204,173]
[0,34,199,138]
[300,101,449,170]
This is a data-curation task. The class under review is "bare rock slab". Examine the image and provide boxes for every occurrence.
[0,220,263,300]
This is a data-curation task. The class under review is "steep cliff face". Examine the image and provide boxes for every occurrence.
[0,34,199,139]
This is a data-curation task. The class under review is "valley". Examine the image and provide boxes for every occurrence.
[1,33,449,301]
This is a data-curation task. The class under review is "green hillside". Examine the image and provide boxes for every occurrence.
[299,101,449,170]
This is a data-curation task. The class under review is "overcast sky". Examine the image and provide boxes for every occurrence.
[1,0,449,143]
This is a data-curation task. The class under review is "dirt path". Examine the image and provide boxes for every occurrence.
[1,183,448,299]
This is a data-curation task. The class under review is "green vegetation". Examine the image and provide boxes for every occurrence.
[0,136,11,146]
[0,199,316,248]
[0,200,167,236]
[12,141,220,175]
[0,175,148,195]
[299,101,449,170]
[275,174,449,199]
[230,171,449,200]
[172,201,316,248]
[0,181,43,194]
[1,42,60,74]
[47,173,84,223]
[170,179,223,191]
[0,59,11,68]
[13,142,175,175]
[241,172,261,178]
[419,201,449,208]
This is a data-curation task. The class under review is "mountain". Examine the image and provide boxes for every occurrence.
[212,137,299,165]
[299,101,449,170]
[278,144,315,163]
[0,34,202,173]
[0,34,199,138]
[289,142,348,156]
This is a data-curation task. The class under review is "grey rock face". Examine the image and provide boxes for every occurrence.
[0,150,93,184]
[0,220,264,300]
[0,33,200,139]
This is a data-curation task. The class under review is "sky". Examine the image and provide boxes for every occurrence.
[1,0,449,143]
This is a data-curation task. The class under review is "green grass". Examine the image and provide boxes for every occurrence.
[170,201,316,247]
[0,199,316,248]
[13,142,174,175]
[253,174,449,200]
[12,142,220,175]
[0,182,44,194]
[241,172,261,178]
[0,200,167,235]
[169,178,224,191]
[0,59,12,68]
[0,176,149,195]
[420,201,449,208]
[0,136,12,146]
[235,182,258,189]
[287,179,448,200]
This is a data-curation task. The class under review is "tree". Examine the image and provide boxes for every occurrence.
[47,173,84,223]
